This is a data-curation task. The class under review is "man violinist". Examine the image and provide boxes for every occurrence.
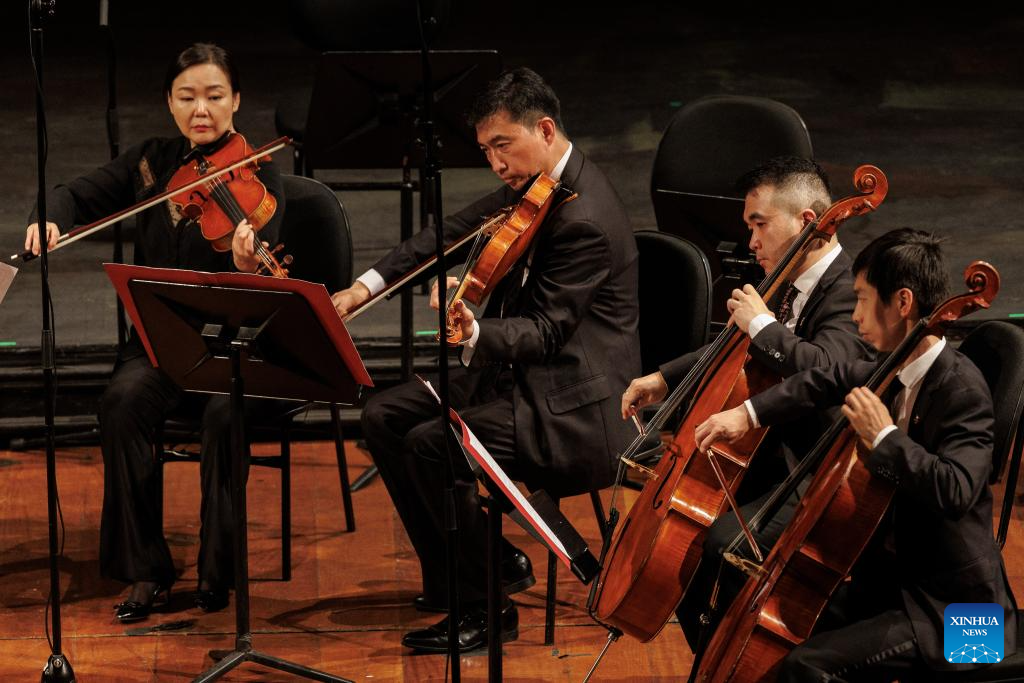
[620,156,873,648]
[696,228,1017,681]
[331,68,640,652]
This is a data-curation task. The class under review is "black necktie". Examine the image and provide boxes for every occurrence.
[775,282,799,325]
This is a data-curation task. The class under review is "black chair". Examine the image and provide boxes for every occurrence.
[958,321,1024,548]
[541,233,713,645]
[649,95,812,328]
[905,321,1024,682]
[156,175,356,581]
[634,230,713,375]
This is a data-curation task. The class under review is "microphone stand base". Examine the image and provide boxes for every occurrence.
[41,654,75,683]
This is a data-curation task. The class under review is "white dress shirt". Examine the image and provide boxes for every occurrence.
[747,243,843,338]
[743,243,842,425]
[870,337,946,448]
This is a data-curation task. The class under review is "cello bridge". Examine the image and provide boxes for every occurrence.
[619,456,658,480]
[723,552,766,578]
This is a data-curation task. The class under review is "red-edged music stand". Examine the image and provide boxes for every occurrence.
[105,264,372,683]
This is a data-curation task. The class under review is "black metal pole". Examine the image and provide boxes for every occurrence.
[32,1,74,680]
[486,487,503,682]
[417,1,460,678]
[193,336,349,683]
[100,0,127,349]
[229,341,252,653]
[400,158,414,382]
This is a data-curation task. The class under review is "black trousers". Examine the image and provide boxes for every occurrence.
[778,608,927,682]
[98,345,284,589]
[361,369,520,605]
[675,487,799,651]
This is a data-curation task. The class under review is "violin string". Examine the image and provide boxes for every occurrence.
[206,175,279,274]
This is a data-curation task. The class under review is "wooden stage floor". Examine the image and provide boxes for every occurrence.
[0,440,1020,681]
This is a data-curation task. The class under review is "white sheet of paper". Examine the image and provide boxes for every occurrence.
[0,263,16,305]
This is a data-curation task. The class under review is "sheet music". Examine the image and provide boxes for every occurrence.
[417,376,572,567]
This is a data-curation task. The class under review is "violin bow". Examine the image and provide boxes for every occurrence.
[12,137,291,263]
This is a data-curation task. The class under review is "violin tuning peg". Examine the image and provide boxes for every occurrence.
[282,254,294,266]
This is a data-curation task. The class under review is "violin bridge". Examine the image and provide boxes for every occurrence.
[723,552,766,578]
[619,456,658,480]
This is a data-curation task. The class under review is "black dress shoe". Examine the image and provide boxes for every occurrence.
[402,601,518,653]
[412,549,535,613]
[114,582,171,623]
[413,594,448,613]
[501,548,535,594]
[193,588,230,613]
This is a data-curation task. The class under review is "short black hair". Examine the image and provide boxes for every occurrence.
[467,67,564,133]
[163,43,239,97]
[736,156,832,216]
[852,228,951,317]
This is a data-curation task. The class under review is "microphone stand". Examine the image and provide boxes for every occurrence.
[31,1,75,680]
[417,1,460,679]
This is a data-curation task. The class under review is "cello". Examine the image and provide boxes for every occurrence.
[591,165,888,642]
[693,261,1000,682]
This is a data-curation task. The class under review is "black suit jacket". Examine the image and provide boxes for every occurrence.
[751,346,1018,670]
[660,250,871,386]
[372,148,640,495]
[660,250,873,477]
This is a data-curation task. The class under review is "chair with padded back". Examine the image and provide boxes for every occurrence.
[650,95,812,329]
[634,230,713,376]
[156,174,356,582]
[895,320,1024,682]
[541,231,713,645]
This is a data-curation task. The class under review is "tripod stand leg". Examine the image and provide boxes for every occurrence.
[192,650,248,683]
[248,651,354,682]
[350,464,378,492]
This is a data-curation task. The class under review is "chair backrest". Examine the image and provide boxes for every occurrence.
[957,321,1024,483]
[634,230,712,375]
[650,95,812,329]
[651,95,812,248]
[278,175,354,293]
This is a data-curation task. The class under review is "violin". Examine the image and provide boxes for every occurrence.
[11,137,292,265]
[168,132,290,278]
[443,173,575,344]
[590,166,889,642]
[693,261,999,683]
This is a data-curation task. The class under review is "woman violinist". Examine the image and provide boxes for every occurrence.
[696,229,1017,681]
[24,43,285,622]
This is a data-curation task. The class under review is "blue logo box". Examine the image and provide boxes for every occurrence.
[944,603,1005,664]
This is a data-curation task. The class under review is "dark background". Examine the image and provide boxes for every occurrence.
[1,1,1022,349]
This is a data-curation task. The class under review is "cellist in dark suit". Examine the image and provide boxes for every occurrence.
[621,157,874,648]
[331,68,640,652]
[696,228,1017,680]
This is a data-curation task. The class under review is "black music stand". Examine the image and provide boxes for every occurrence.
[106,264,372,683]
[301,49,501,492]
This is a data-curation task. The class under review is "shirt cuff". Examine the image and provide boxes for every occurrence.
[748,313,777,339]
[460,320,481,365]
[872,425,898,450]
[356,268,386,296]
[743,399,761,429]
